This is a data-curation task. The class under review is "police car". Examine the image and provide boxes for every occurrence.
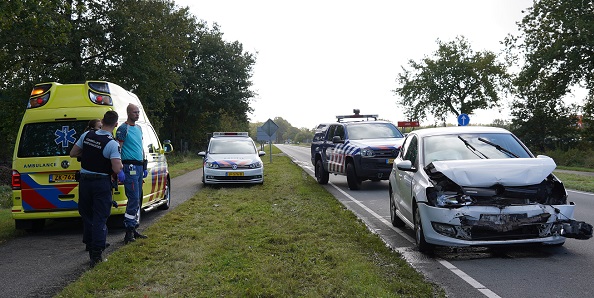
[310,110,405,190]
[198,132,265,185]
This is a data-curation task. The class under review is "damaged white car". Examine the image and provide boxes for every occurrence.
[388,126,592,253]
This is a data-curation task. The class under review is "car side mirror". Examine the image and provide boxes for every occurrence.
[198,151,206,157]
[259,151,266,157]
[396,160,416,172]
[163,140,173,153]
[332,136,344,143]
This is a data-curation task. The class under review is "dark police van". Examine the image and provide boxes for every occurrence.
[310,110,405,190]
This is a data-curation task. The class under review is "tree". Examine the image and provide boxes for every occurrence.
[506,0,594,148]
[0,0,256,159]
[163,24,256,151]
[393,36,511,124]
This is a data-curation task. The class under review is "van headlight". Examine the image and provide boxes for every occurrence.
[361,148,375,157]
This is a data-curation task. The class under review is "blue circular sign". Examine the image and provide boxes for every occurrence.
[457,113,470,126]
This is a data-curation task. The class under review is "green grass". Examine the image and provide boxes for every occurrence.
[56,150,444,297]
[553,172,594,193]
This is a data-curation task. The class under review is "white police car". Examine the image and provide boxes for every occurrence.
[198,132,265,185]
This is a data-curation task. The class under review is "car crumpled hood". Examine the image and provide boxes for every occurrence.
[429,155,557,187]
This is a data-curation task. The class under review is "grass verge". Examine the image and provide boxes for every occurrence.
[56,151,444,297]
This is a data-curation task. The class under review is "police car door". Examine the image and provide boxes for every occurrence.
[326,124,346,174]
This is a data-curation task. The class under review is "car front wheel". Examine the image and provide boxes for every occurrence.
[414,205,434,254]
[157,177,171,210]
[315,159,329,184]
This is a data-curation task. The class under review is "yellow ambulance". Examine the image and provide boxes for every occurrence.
[11,81,173,231]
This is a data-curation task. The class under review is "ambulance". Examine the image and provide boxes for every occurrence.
[11,81,173,231]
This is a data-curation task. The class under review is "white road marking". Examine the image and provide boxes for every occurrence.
[282,147,501,298]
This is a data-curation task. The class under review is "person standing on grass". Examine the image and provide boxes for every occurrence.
[70,111,123,268]
[116,103,148,244]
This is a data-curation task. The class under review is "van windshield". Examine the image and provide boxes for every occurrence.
[18,121,90,158]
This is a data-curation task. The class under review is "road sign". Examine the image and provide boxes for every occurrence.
[256,127,276,142]
[397,121,420,127]
[457,113,470,126]
[261,119,278,137]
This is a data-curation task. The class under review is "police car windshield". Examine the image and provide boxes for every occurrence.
[209,139,257,154]
[347,123,403,140]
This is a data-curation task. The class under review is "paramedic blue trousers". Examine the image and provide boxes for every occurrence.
[78,174,112,250]
[123,164,143,229]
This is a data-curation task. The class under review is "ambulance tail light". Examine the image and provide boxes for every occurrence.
[12,170,21,190]
[88,82,113,106]
[27,84,52,109]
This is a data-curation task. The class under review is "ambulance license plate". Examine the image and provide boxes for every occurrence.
[50,173,77,183]
[227,172,244,177]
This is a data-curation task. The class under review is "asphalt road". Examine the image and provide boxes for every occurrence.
[276,144,594,298]
[0,169,201,298]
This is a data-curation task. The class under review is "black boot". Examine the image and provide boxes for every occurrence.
[124,228,136,244]
[89,249,103,268]
[134,228,148,239]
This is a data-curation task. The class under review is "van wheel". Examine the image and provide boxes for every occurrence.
[157,177,171,210]
[315,159,329,184]
[346,162,361,190]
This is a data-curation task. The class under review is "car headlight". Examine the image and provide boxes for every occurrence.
[361,148,375,157]
[205,162,219,169]
[249,161,262,169]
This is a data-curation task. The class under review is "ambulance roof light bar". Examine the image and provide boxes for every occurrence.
[336,109,378,122]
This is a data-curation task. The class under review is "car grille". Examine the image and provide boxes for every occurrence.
[373,148,398,158]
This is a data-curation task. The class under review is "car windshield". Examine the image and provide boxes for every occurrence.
[209,139,257,154]
[423,133,531,166]
[346,123,403,140]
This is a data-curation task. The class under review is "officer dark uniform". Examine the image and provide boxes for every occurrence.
[70,111,123,268]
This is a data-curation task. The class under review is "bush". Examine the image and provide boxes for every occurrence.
[543,149,594,168]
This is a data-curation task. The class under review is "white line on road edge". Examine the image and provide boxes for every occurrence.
[282,147,501,298]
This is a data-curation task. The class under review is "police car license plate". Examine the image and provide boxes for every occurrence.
[227,172,244,176]
[49,173,77,183]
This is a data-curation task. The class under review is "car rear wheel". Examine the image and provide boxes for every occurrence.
[414,206,434,254]
[389,189,405,227]
[346,162,361,190]
[315,159,329,184]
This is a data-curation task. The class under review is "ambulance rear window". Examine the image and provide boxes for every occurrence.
[17,121,89,158]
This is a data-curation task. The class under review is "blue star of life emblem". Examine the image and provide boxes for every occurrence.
[55,126,77,148]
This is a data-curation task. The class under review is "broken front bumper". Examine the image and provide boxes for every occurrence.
[418,203,593,247]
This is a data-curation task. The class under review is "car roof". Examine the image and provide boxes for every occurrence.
[409,126,512,138]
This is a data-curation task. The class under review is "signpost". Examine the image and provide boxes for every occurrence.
[457,113,470,126]
[259,119,278,163]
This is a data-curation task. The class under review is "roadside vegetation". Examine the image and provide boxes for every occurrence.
[56,148,444,297]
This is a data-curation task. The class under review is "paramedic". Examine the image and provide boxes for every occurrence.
[116,103,148,244]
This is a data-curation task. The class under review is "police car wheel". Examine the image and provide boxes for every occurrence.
[346,162,361,190]
[315,159,329,184]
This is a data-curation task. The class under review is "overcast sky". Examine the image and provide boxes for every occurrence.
[174,0,534,129]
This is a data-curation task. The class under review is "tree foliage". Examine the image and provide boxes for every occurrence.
[0,0,256,160]
[393,36,510,123]
[506,0,593,150]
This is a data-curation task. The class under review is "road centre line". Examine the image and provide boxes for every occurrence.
[290,153,501,298]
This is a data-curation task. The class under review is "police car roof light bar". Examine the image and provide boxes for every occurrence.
[213,132,249,137]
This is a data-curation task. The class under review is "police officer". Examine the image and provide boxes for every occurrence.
[70,111,123,268]
[116,103,148,244]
